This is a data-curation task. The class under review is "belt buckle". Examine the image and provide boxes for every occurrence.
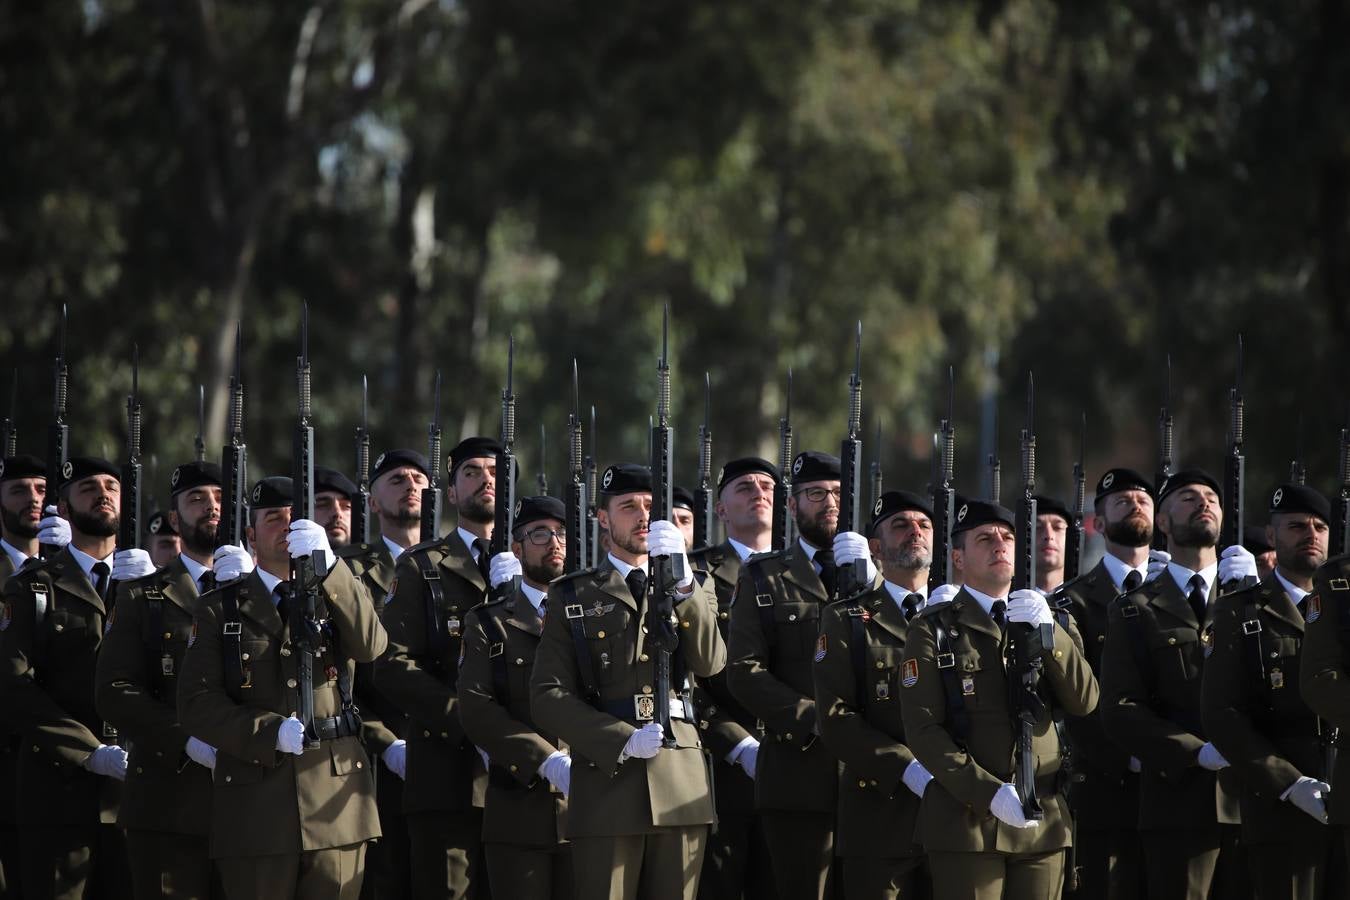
[1242,620,1262,636]
[755,593,773,608]
[936,652,956,669]
[564,604,584,620]
[223,622,242,636]
[1120,604,1140,619]
[488,642,504,658]
[634,694,656,722]
[101,722,119,741]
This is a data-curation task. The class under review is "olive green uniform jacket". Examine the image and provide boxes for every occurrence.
[1297,553,1350,825]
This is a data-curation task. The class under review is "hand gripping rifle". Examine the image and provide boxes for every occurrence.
[772,369,794,551]
[1221,336,1255,591]
[353,376,372,546]
[290,305,326,751]
[220,326,248,550]
[43,304,70,559]
[420,371,443,542]
[929,367,956,594]
[118,346,143,552]
[1154,356,1175,551]
[490,337,520,600]
[693,373,714,551]
[837,322,868,597]
[565,362,589,573]
[1065,413,1087,582]
[1009,373,1050,821]
[648,307,684,749]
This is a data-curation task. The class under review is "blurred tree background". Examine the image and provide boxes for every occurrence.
[1,0,1347,514]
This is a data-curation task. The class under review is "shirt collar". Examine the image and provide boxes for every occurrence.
[0,539,31,572]
[458,527,486,561]
[962,583,1008,617]
[727,537,768,562]
[883,579,926,611]
[607,552,647,581]
[255,566,286,600]
[521,581,548,614]
[67,543,113,582]
[1168,560,1218,598]
[179,552,210,587]
[797,537,820,562]
[381,535,407,562]
[1100,551,1148,592]
[1274,568,1310,605]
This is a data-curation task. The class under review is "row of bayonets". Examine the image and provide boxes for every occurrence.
[5,310,1350,588]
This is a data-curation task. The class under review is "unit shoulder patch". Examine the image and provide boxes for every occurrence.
[901,658,919,688]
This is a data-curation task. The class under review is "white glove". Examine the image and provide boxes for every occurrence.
[84,744,128,781]
[1218,544,1258,584]
[1146,549,1171,582]
[1128,756,1142,773]
[286,519,332,566]
[1007,589,1054,627]
[276,716,306,756]
[732,738,759,779]
[185,737,217,770]
[489,551,522,589]
[538,750,572,796]
[621,723,665,760]
[902,759,934,798]
[832,531,878,584]
[1197,742,1229,771]
[212,544,255,583]
[111,548,155,581]
[928,584,959,606]
[476,746,490,770]
[38,506,71,548]
[382,740,407,780]
[990,783,1039,828]
[1284,776,1330,824]
[647,520,692,589]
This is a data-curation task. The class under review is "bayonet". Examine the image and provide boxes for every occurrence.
[566,360,589,573]
[2,369,16,458]
[195,384,206,463]
[119,344,143,551]
[353,375,372,545]
[220,324,249,549]
[694,372,714,550]
[1154,355,1175,551]
[43,303,70,558]
[420,371,444,541]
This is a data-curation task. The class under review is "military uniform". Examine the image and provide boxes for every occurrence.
[727,540,841,900]
[338,539,412,899]
[900,586,1097,899]
[1100,567,1245,900]
[530,556,726,900]
[94,555,216,899]
[1050,558,1145,898]
[814,581,926,899]
[1204,572,1333,900]
[376,528,490,898]
[459,586,571,899]
[0,544,131,900]
[688,541,772,900]
[0,542,30,900]
[177,560,387,900]
[1300,554,1350,867]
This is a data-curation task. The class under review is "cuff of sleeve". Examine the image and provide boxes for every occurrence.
[725,735,758,765]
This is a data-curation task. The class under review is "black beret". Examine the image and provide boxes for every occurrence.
[672,486,695,511]
[448,437,503,478]
[250,476,294,510]
[869,491,934,536]
[0,454,45,483]
[951,498,1016,535]
[372,449,430,484]
[147,510,178,537]
[600,463,651,496]
[1242,524,1273,555]
[513,495,566,531]
[169,461,222,497]
[791,450,841,485]
[1095,468,1154,502]
[1033,495,1072,524]
[59,456,119,489]
[1157,468,1223,507]
[314,466,358,500]
[1269,483,1331,523]
[717,456,779,493]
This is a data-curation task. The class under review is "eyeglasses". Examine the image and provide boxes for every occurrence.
[794,487,841,503]
[524,528,566,546]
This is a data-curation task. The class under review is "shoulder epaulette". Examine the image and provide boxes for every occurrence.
[556,566,599,583]
[919,600,952,619]
[402,534,451,559]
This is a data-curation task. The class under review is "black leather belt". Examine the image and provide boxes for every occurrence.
[313,713,361,741]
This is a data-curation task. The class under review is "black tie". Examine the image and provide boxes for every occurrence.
[901,593,921,621]
[816,549,838,597]
[626,568,648,604]
[198,572,216,594]
[1123,570,1143,593]
[1188,574,1207,625]
[91,562,110,601]
[991,600,1007,634]
[275,585,291,627]
[473,538,491,584]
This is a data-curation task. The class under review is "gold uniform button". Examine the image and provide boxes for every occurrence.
[1097,635,1105,643]
[509,764,518,772]
[639,654,649,662]
[242,653,251,661]
[441,731,449,739]
[784,733,794,741]
[681,620,690,629]
[423,730,431,738]
[642,685,653,695]
[281,648,292,657]
[163,632,172,640]
[53,624,63,632]
[356,761,363,769]
[516,658,525,665]
[1167,637,1177,646]
[858,779,867,788]
[719,611,729,620]
[1053,650,1064,660]
[287,678,298,688]
[136,767,143,774]
[787,613,798,622]
[875,661,884,670]
[224,775,233,783]
[597,631,606,639]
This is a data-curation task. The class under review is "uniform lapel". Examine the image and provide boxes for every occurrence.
[440,530,487,593]
[953,589,1003,642]
[51,546,105,615]
[1259,576,1305,632]
[503,591,543,637]
[158,556,199,615]
[1087,560,1118,608]
[712,543,742,598]
[366,544,395,596]
[593,561,638,614]
[783,545,828,602]
[239,570,285,638]
[864,583,909,642]
[1148,572,1198,630]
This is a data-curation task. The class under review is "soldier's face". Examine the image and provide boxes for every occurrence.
[371,467,426,524]
[598,492,652,557]
[148,534,181,567]
[1159,486,1221,549]
[1037,514,1067,570]
[172,486,222,555]
[450,458,496,525]
[314,491,352,547]
[513,517,566,584]
[871,510,933,570]
[60,474,120,538]
[0,477,46,539]
[953,523,1015,593]
[1095,489,1153,548]
[1268,513,1328,577]
[789,480,840,549]
[673,508,694,548]
[248,506,293,571]
[716,473,774,533]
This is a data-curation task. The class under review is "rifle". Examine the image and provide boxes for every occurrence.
[353,375,372,546]
[838,321,867,596]
[586,405,599,568]
[648,306,684,749]
[490,337,520,600]
[119,345,143,552]
[220,325,248,550]
[289,305,324,751]
[565,361,589,573]
[870,420,883,512]
[537,425,549,496]
[2,369,16,458]
[1290,412,1306,486]
[693,372,714,551]
[1336,408,1350,558]
[929,367,956,593]
[771,369,795,551]
[1065,412,1087,582]
[420,371,443,542]
[1154,356,1175,551]
[988,402,1002,503]
[1009,372,1049,821]
[194,385,207,463]
[44,304,69,558]
[1221,336,1253,590]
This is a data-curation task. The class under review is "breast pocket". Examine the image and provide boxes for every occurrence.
[866,645,904,704]
[582,612,625,685]
[773,602,819,660]
[1150,627,1200,682]
[47,609,97,652]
